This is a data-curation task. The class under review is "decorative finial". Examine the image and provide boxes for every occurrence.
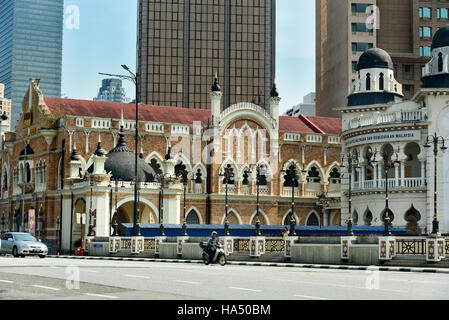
[270,82,279,98]
[211,73,221,92]
[94,135,106,157]
[71,144,80,161]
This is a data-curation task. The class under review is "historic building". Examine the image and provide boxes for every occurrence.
[338,25,449,235]
[0,78,342,253]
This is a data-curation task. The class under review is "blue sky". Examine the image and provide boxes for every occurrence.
[62,0,315,114]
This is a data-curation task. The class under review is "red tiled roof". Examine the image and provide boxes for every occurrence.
[42,97,342,135]
[43,97,212,125]
[302,116,342,135]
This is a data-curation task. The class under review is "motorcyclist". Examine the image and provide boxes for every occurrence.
[207,231,220,262]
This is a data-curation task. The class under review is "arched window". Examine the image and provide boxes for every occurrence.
[25,163,31,183]
[364,209,373,226]
[306,213,320,226]
[329,168,341,184]
[175,161,187,183]
[283,212,296,225]
[283,164,299,187]
[242,170,250,186]
[194,169,202,184]
[438,52,444,72]
[186,210,200,224]
[379,72,385,90]
[366,73,371,91]
[307,167,321,183]
[149,159,162,175]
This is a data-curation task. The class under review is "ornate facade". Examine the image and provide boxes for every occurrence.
[0,78,342,253]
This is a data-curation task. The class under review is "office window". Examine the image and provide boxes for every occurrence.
[419,7,432,19]
[352,42,373,53]
[419,26,432,38]
[438,8,449,19]
[420,46,431,57]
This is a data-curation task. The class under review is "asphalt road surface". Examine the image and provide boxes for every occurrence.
[0,256,448,300]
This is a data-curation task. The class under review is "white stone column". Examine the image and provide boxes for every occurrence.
[400,160,406,187]
[394,162,400,188]
[419,158,426,187]
[373,163,378,189]
[360,164,366,189]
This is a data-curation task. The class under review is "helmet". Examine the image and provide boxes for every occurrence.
[211,231,217,236]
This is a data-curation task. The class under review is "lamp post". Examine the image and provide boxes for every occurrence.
[248,164,267,236]
[108,177,120,237]
[219,164,235,236]
[100,65,140,236]
[156,173,178,236]
[424,133,447,235]
[1,213,4,234]
[281,164,306,236]
[371,148,400,236]
[87,174,96,237]
[181,171,195,236]
[340,151,360,236]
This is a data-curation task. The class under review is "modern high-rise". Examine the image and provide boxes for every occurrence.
[316,0,449,118]
[94,79,130,103]
[0,83,11,139]
[138,0,276,110]
[0,0,63,129]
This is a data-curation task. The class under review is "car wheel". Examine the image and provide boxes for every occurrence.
[12,246,19,258]
[39,255,46,259]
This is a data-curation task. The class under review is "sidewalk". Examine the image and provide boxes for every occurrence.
[48,255,449,274]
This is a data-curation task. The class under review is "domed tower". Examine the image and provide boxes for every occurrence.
[348,48,403,106]
[422,25,449,88]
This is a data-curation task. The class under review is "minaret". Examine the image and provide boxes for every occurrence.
[210,74,223,128]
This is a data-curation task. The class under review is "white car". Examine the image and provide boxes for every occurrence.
[0,232,48,258]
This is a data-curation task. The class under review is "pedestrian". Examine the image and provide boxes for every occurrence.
[282,226,289,240]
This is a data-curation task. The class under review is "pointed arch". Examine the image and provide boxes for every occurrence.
[185,206,203,224]
[173,152,193,172]
[363,207,373,226]
[282,210,299,225]
[249,209,271,226]
[305,160,326,180]
[145,152,164,175]
[220,208,242,225]
[306,210,320,226]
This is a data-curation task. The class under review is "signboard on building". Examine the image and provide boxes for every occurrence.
[345,130,421,148]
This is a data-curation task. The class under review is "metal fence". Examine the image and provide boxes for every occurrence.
[396,238,426,255]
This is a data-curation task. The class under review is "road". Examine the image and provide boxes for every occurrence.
[0,256,448,300]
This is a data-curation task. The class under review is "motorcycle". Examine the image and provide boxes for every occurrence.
[199,242,227,266]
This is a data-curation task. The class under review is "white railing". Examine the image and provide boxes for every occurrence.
[305,191,320,198]
[346,110,427,131]
[352,177,425,190]
[284,187,300,198]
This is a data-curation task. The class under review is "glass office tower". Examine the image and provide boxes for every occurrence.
[138,0,276,110]
[0,0,63,129]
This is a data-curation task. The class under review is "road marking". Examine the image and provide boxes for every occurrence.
[0,280,14,284]
[229,287,262,292]
[84,293,118,299]
[294,294,330,300]
[124,274,150,279]
[174,280,201,285]
[32,285,60,291]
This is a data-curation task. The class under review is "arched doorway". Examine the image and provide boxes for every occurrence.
[111,201,158,236]
[72,198,86,248]
[306,212,320,226]
[186,210,201,225]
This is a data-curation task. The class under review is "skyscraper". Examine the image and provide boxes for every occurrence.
[0,0,63,129]
[138,0,276,110]
[316,0,449,118]
[94,79,130,103]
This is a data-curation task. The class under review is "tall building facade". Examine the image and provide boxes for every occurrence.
[0,84,11,141]
[138,0,276,110]
[0,0,63,129]
[94,79,130,103]
[316,0,449,118]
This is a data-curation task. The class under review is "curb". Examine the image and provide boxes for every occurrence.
[47,255,449,274]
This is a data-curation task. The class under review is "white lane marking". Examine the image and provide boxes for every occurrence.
[229,286,262,292]
[32,285,60,291]
[294,294,330,300]
[82,270,99,273]
[124,274,150,279]
[0,280,14,283]
[174,280,201,285]
[84,293,118,299]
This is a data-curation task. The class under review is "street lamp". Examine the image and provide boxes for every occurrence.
[248,164,268,236]
[180,171,195,236]
[424,133,447,235]
[281,163,307,236]
[87,174,98,237]
[340,151,360,236]
[99,65,140,237]
[155,172,178,236]
[219,164,235,236]
[371,147,400,236]
[108,177,120,237]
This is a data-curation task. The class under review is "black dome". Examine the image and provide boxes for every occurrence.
[432,25,449,50]
[103,128,155,183]
[357,48,394,71]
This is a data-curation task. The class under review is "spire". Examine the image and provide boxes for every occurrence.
[270,82,279,98]
[94,135,106,157]
[211,73,221,92]
[71,144,81,161]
